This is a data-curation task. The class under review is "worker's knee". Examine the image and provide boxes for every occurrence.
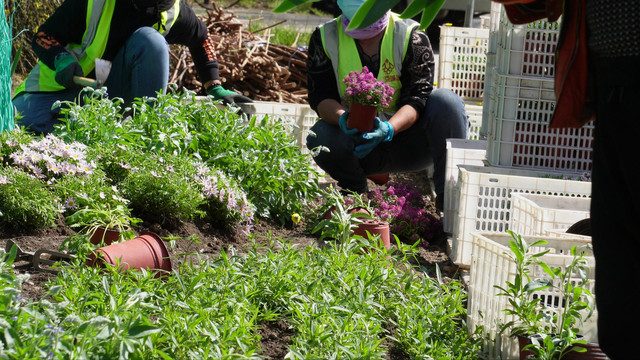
[128,27,169,62]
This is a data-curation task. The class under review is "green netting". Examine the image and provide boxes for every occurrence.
[1,0,16,132]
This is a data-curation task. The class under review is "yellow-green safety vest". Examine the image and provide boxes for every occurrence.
[319,12,418,113]
[14,0,180,97]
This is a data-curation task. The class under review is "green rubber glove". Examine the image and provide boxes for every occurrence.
[354,118,394,159]
[208,86,253,105]
[54,52,83,89]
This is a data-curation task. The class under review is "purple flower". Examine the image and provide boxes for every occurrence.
[342,66,394,110]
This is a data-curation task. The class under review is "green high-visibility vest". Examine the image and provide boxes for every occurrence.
[14,0,180,97]
[319,13,418,113]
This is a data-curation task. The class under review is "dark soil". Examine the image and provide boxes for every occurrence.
[1,170,461,360]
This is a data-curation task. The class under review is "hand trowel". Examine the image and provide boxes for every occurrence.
[73,58,112,89]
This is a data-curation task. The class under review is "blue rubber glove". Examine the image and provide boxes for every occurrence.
[354,118,394,159]
[54,52,83,89]
[338,111,359,139]
[208,86,253,105]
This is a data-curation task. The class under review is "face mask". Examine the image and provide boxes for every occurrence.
[341,11,390,40]
[337,0,366,21]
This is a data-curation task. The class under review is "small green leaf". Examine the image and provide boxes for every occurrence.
[347,0,402,30]
[128,323,162,338]
[272,0,311,14]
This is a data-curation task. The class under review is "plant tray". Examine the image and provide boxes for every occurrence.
[443,139,487,234]
[450,165,591,266]
[467,232,597,360]
[509,193,590,236]
[438,26,490,102]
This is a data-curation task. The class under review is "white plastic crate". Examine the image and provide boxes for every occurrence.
[486,73,594,173]
[495,6,560,79]
[467,232,597,359]
[464,101,483,140]
[510,193,590,236]
[438,26,489,102]
[237,101,317,151]
[443,139,486,234]
[451,165,591,266]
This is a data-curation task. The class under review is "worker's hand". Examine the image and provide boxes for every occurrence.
[208,86,253,105]
[54,52,83,89]
[354,118,394,159]
[338,111,359,139]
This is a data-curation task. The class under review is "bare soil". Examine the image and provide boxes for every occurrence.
[1,171,462,360]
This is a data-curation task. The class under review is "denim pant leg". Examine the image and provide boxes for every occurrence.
[12,90,81,135]
[306,120,369,192]
[361,88,468,197]
[104,27,169,106]
[307,88,468,194]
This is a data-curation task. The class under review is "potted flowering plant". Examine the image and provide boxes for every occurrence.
[342,66,394,133]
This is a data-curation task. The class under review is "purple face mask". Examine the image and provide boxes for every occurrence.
[341,11,390,40]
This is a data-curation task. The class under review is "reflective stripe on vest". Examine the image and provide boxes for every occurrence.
[319,13,418,113]
[14,0,180,97]
[152,0,180,35]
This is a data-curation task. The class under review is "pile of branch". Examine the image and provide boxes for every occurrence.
[169,3,309,103]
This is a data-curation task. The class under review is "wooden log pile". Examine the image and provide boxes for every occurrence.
[169,3,309,103]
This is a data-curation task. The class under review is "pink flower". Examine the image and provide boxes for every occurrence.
[342,66,394,110]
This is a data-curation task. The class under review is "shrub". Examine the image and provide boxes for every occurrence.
[0,167,60,230]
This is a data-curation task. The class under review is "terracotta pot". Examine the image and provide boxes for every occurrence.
[347,102,377,133]
[322,206,371,220]
[367,173,389,186]
[89,227,121,245]
[518,334,608,360]
[352,219,391,250]
[86,232,172,276]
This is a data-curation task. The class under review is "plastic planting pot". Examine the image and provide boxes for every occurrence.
[322,206,371,220]
[86,232,172,276]
[352,219,391,250]
[347,102,377,133]
[89,227,121,245]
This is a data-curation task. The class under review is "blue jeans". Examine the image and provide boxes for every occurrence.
[306,88,469,196]
[13,27,169,135]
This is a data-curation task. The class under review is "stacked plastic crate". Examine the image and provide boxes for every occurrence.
[485,7,593,172]
[438,24,489,139]
[458,6,599,359]
[450,5,594,265]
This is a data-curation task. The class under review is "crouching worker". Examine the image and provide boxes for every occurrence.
[305,0,468,212]
[12,0,252,135]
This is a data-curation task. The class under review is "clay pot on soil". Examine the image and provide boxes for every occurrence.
[347,102,377,133]
[89,227,121,245]
[352,219,391,250]
[518,335,608,360]
[322,206,371,220]
[86,232,172,276]
[367,173,389,186]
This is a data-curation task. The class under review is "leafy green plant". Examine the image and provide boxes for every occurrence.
[522,244,594,359]
[309,185,371,243]
[0,166,61,230]
[55,90,322,225]
[64,201,139,239]
[119,152,206,223]
[495,230,554,337]
[495,230,594,359]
